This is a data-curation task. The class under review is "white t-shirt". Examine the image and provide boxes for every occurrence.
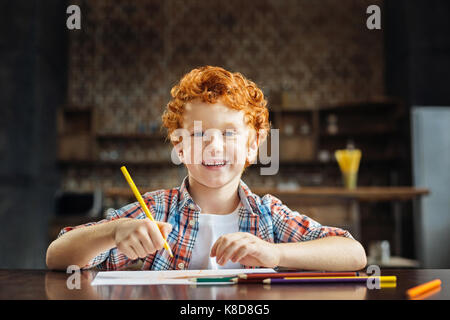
[189,203,242,270]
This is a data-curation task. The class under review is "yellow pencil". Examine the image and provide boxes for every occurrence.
[120,166,174,258]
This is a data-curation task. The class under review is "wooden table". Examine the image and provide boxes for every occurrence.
[250,187,430,202]
[0,269,447,300]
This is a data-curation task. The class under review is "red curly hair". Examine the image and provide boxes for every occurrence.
[161,66,270,146]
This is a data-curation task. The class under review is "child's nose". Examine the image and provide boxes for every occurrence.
[206,132,224,154]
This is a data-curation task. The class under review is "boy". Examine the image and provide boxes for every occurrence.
[46,66,367,271]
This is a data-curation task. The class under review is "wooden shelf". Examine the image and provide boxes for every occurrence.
[318,97,401,111]
[251,186,429,202]
[271,97,400,113]
[269,107,316,113]
[96,133,166,141]
[57,157,403,169]
[57,159,175,167]
[319,128,398,138]
[57,159,329,168]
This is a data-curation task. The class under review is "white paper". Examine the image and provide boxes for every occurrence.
[91,268,276,286]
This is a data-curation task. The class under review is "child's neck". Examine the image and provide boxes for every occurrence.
[187,175,241,214]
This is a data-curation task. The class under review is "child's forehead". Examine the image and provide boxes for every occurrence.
[182,100,247,128]
[184,121,241,131]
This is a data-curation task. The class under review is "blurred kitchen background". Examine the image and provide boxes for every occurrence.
[1,0,449,269]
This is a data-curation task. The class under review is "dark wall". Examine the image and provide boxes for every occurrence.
[0,1,67,268]
[384,0,450,259]
[385,0,450,106]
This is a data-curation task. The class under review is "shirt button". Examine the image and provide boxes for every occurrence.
[189,220,195,227]
[178,262,185,270]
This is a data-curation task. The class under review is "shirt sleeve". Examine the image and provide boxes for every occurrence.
[56,202,145,270]
[265,194,354,243]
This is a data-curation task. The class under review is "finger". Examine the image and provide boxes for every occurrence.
[219,242,244,265]
[215,234,241,262]
[129,237,147,258]
[210,238,220,257]
[210,236,223,257]
[231,245,250,263]
[146,220,170,244]
[157,222,173,239]
[136,227,154,254]
[147,221,165,250]
[116,243,132,258]
[214,236,232,261]
[120,244,138,260]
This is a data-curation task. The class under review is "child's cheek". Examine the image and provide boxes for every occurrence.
[182,139,203,164]
[226,138,248,165]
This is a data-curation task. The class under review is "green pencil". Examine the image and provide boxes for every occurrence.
[188,277,237,283]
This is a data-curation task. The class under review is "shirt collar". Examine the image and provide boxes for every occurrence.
[178,176,260,215]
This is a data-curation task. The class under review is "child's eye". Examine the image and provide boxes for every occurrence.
[223,130,236,137]
[192,131,204,137]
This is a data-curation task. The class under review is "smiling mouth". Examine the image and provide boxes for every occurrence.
[201,160,228,167]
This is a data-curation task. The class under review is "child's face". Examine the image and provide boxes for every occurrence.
[175,99,257,189]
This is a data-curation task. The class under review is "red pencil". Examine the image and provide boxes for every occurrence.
[238,271,360,280]
[231,278,270,284]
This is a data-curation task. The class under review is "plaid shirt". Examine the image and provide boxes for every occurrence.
[58,177,353,270]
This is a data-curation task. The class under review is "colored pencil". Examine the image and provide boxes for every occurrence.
[238,271,360,280]
[189,277,237,283]
[234,274,363,284]
[379,282,397,289]
[231,278,268,284]
[406,279,442,299]
[120,166,173,258]
[263,276,397,284]
[409,286,441,300]
[285,276,396,281]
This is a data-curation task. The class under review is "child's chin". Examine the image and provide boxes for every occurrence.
[200,172,241,188]
[201,176,232,188]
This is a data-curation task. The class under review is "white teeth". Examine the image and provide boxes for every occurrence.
[203,161,226,166]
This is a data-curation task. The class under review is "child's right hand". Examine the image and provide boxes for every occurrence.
[113,218,173,260]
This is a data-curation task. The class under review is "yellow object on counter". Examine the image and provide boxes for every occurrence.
[335,149,361,189]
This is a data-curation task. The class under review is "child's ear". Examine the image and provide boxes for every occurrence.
[173,142,185,163]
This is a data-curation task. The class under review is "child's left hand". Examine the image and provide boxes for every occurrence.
[210,232,281,268]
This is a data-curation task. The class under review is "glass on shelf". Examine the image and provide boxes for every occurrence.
[327,114,338,135]
[299,122,310,135]
[318,150,331,162]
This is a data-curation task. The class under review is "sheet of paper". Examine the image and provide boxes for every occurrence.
[91,268,276,286]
